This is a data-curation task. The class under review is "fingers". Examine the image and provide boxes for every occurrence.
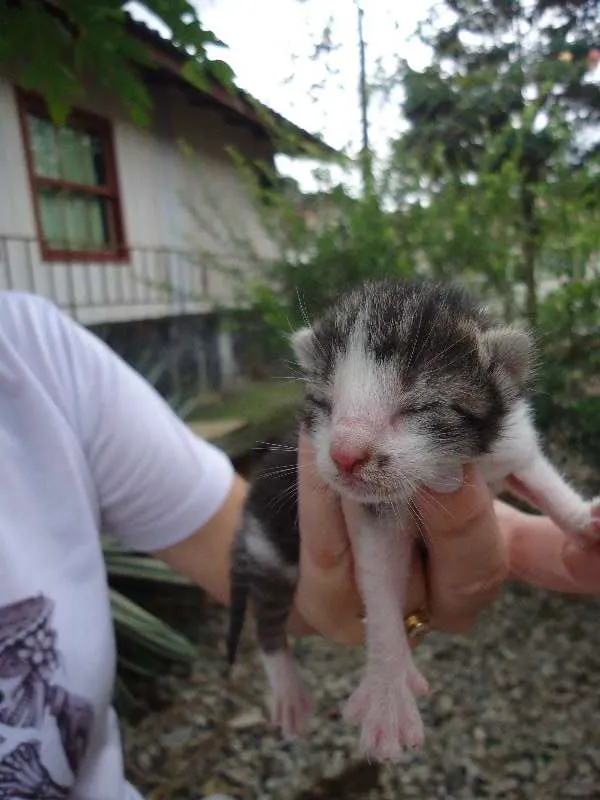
[416,464,508,632]
[292,433,429,645]
[562,541,600,592]
[497,500,600,594]
[292,431,364,644]
[294,437,511,644]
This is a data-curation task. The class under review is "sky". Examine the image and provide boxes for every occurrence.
[127,0,436,192]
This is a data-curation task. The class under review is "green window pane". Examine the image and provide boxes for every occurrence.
[38,188,65,247]
[27,113,107,187]
[57,126,104,186]
[37,188,112,251]
[27,114,59,179]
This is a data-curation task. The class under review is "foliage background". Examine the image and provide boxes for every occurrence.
[1,0,599,710]
[233,0,600,485]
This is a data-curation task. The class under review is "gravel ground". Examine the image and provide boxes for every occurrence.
[122,581,600,800]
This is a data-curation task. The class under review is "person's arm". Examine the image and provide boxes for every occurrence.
[2,293,237,560]
[151,473,247,606]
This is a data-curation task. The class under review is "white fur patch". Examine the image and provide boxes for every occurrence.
[332,328,394,420]
[478,400,538,484]
[244,518,298,581]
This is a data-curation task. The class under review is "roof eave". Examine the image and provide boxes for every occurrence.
[125,16,341,160]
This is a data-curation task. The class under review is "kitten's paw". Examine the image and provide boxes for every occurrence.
[271,678,313,739]
[263,650,313,739]
[408,664,430,698]
[570,497,600,546]
[343,672,425,762]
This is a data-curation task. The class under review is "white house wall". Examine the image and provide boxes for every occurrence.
[0,74,280,326]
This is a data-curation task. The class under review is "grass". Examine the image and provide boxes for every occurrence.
[187,379,303,461]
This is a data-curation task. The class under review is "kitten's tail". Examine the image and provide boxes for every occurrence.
[226,544,250,668]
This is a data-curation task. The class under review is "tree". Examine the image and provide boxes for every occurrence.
[394,0,600,324]
[0,0,235,124]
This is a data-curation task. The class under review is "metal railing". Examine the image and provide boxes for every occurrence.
[0,235,239,325]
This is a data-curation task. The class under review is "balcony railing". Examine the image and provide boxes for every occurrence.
[0,235,240,326]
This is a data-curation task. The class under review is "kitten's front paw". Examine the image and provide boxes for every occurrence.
[588,498,600,538]
[343,670,425,762]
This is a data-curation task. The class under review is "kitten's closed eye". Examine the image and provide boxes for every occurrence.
[306,392,332,414]
[394,402,440,420]
[450,402,481,423]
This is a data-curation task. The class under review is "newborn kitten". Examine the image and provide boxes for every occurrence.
[227,279,600,763]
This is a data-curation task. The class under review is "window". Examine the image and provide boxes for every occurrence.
[17,90,127,261]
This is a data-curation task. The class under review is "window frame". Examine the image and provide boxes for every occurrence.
[15,88,129,263]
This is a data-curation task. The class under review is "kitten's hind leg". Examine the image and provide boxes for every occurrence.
[508,451,600,544]
[253,573,313,738]
[242,517,313,738]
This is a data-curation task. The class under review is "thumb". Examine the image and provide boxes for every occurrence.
[294,431,364,643]
[297,430,349,568]
[562,540,600,593]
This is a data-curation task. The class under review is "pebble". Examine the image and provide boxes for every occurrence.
[123,582,600,799]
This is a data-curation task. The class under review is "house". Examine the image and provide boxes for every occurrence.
[0,15,336,397]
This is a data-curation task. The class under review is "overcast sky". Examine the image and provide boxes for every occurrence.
[127,0,436,191]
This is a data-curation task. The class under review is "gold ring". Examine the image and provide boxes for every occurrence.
[358,610,432,640]
[404,611,431,640]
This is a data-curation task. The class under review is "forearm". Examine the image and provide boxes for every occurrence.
[151,473,248,605]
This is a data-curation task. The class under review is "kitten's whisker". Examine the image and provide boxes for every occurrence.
[266,483,298,515]
[407,302,425,369]
[417,492,458,524]
[253,441,298,451]
[421,329,477,372]
[408,317,436,368]
[259,468,298,480]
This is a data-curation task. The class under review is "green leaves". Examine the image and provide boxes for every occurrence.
[109,588,196,665]
[0,0,235,126]
[103,537,198,701]
[102,537,191,586]
[206,59,236,89]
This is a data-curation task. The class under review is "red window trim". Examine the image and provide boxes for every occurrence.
[15,88,129,264]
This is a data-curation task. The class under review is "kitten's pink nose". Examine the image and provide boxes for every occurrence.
[330,446,371,475]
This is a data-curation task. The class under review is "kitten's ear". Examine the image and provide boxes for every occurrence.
[479,326,534,388]
[290,327,318,372]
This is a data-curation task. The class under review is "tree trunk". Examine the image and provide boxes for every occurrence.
[521,186,539,328]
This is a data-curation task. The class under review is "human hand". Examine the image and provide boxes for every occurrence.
[289,432,508,642]
[497,500,600,593]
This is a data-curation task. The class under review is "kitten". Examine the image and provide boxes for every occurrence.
[227,279,600,762]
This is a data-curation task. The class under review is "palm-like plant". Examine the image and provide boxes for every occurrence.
[103,535,198,710]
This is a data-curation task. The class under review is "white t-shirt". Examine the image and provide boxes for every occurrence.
[0,292,235,798]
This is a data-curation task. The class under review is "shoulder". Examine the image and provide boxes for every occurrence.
[0,291,91,374]
[0,290,59,315]
[0,291,65,342]
[0,292,106,417]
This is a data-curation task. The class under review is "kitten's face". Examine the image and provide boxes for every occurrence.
[293,281,533,504]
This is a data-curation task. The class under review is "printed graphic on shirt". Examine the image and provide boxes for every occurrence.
[0,594,94,797]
